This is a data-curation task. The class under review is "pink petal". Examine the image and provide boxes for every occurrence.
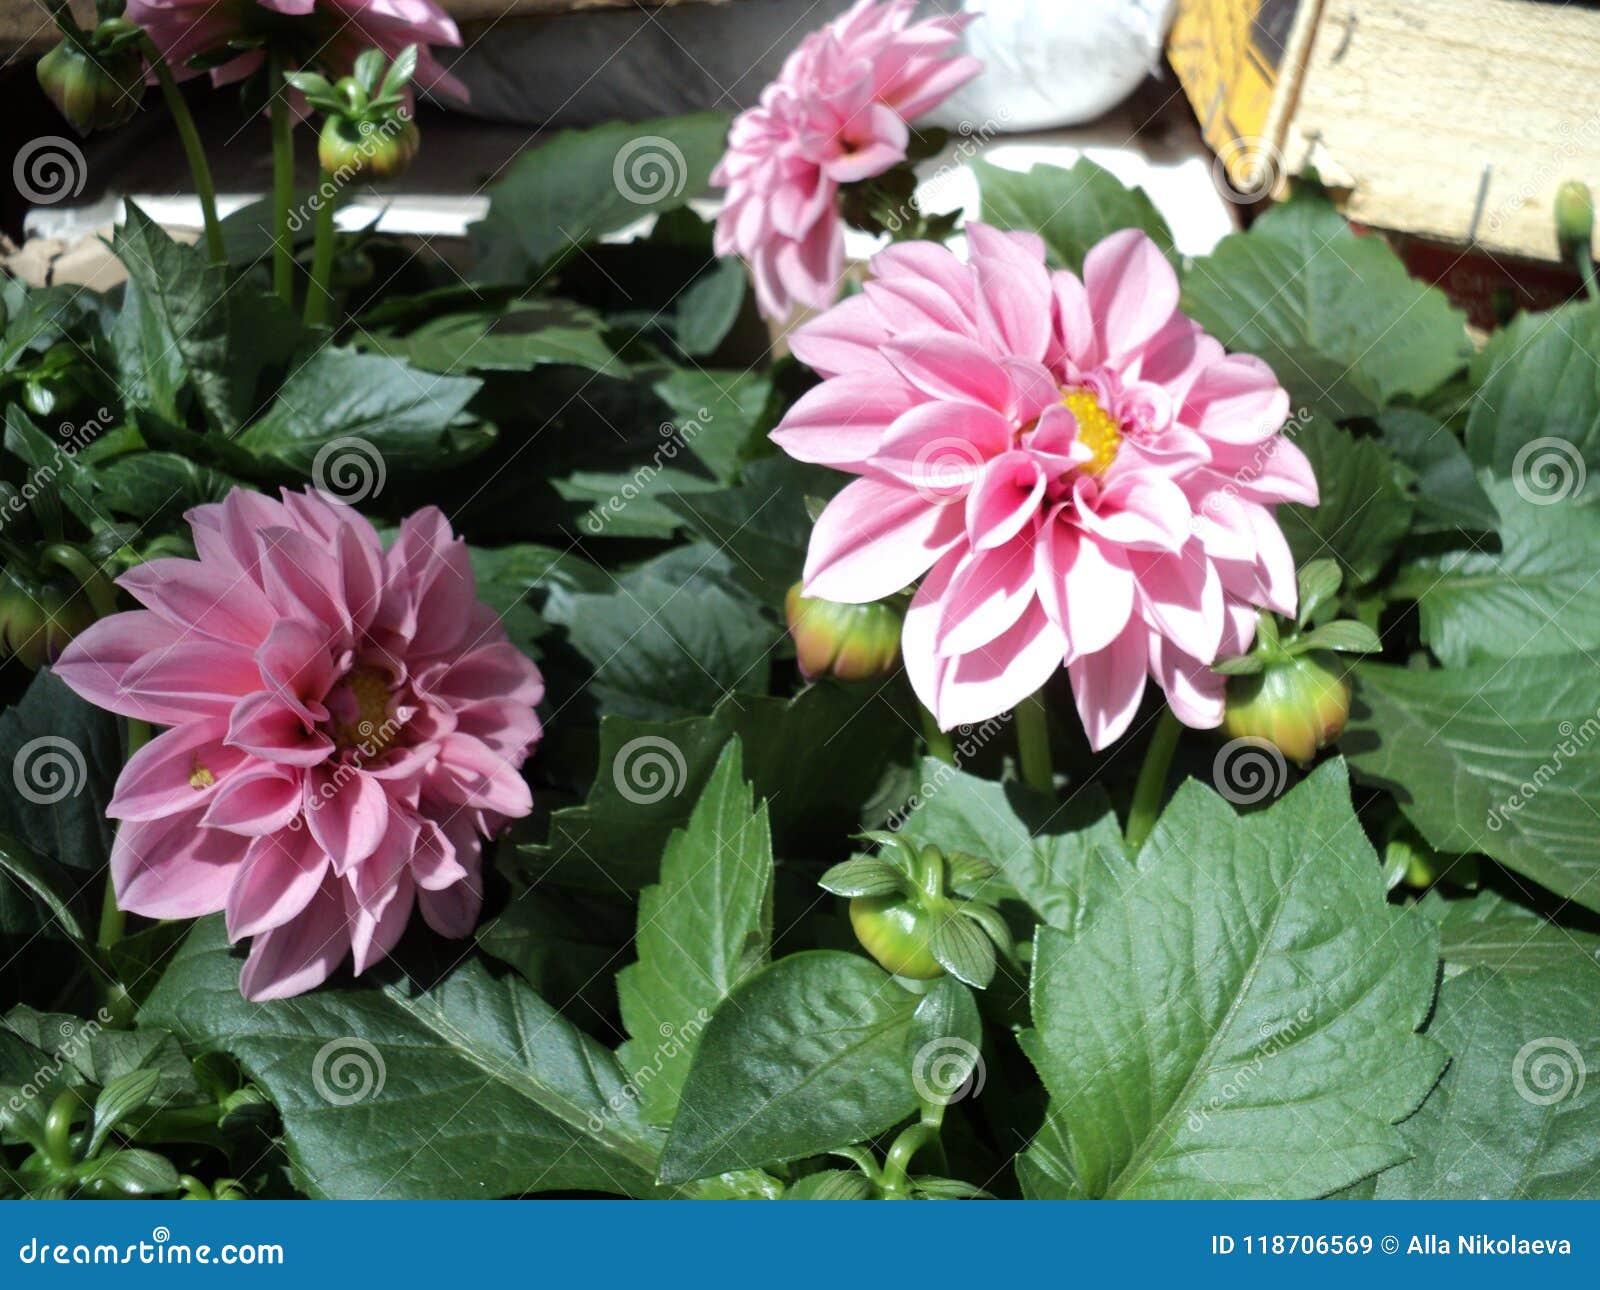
[870,400,1013,496]
[1149,636,1226,730]
[434,733,533,816]
[239,871,348,1002]
[788,294,895,379]
[305,767,389,874]
[112,807,246,920]
[964,452,1045,551]
[1131,545,1226,663]
[931,601,1067,730]
[1185,354,1291,445]
[119,640,264,719]
[108,718,241,821]
[51,612,190,724]
[771,374,920,471]
[118,557,276,647]
[936,535,1039,656]
[202,764,303,836]
[883,333,1014,411]
[803,475,966,602]
[1083,229,1179,363]
[1068,619,1149,750]
[417,874,482,939]
[227,692,334,767]
[1035,517,1136,657]
[225,828,329,940]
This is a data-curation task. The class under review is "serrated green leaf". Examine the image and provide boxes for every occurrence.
[658,951,918,1184]
[1182,188,1468,420]
[617,741,773,1126]
[895,759,1126,933]
[1349,657,1600,914]
[1278,417,1412,586]
[1397,476,1600,666]
[1423,887,1600,979]
[930,914,993,989]
[974,158,1176,274]
[1377,408,1497,533]
[364,300,620,375]
[1378,958,1600,1198]
[140,919,667,1198]
[1020,761,1444,1198]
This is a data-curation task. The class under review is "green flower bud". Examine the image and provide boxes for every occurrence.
[318,113,420,183]
[1222,651,1351,767]
[36,37,143,135]
[1556,180,1594,259]
[848,895,944,980]
[785,583,902,682]
[0,569,97,671]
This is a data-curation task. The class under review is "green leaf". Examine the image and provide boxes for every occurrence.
[111,202,236,428]
[658,951,918,1184]
[1423,887,1600,979]
[522,685,916,890]
[1295,559,1342,626]
[1377,408,1496,533]
[93,451,241,524]
[543,563,771,721]
[1020,761,1444,1198]
[1464,301,1600,488]
[554,468,716,540]
[0,831,85,941]
[1278,417,1413,586]
[673,258,747,357]
[651,367,773,485]
[1181,188,1468,420]
[1377,960,1600,1198]
[1397,476,1600,665]
[86,1068,158,1158]
[140,919,668,1198]
[471,113,732,281]
[366,300,620,375]
[818,857,904,898]
[930,914,994,989]
[1292,620,1381,654]
[235,347,484,473]
[1349,658,1600,915]
[3,406,100,530]
[75,1147,182,1196]
[974,158,1176,274]
[662,456,840,606]
[895,760,1126,933]
[617,741,774,1126]
[906,977,982,1106]
[784,1170,874,1199]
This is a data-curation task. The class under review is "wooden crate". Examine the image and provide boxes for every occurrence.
[1169,0,1600,306]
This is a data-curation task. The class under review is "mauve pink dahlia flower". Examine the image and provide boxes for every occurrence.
[713,0,982,321]
[771,224,1318,749]
[128,0,466,100]
[54,488,542,1000]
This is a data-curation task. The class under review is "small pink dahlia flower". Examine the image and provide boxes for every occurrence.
[128,0,466,100]
[771,225,1318,749]
[55,488,542,1000]
[713,0,982,321]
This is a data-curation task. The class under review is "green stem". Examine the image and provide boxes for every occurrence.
[1125,707,1182,851]
[146,47,225,264]
[41,543,116,619]
[878,1106,944,1199]
[269,57,295,305]
[304,171,338,325]
[1014,692,1053,794]
[97,720,150,955]
[919,704,954,766]
[1577,247,1600,304]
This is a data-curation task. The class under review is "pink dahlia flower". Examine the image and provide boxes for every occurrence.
[713,0,982,321]
[54,488,542,1000]
[770,225,1318,748]
[128,0,467,100]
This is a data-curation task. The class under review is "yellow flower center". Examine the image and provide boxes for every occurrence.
[327,665,400,754]
[1061,388,1122,477]
[188,758,214,790]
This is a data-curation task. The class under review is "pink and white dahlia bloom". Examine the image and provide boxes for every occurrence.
[55,488,542,1000]
[713,0,981,321]
[771,225,1318,749]
[128,0,466,100]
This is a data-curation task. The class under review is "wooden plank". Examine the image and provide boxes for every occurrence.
[1284,0,1600,263]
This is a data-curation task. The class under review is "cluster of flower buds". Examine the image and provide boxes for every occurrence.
[1217,559,1377,765]
[0,549,113,671]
